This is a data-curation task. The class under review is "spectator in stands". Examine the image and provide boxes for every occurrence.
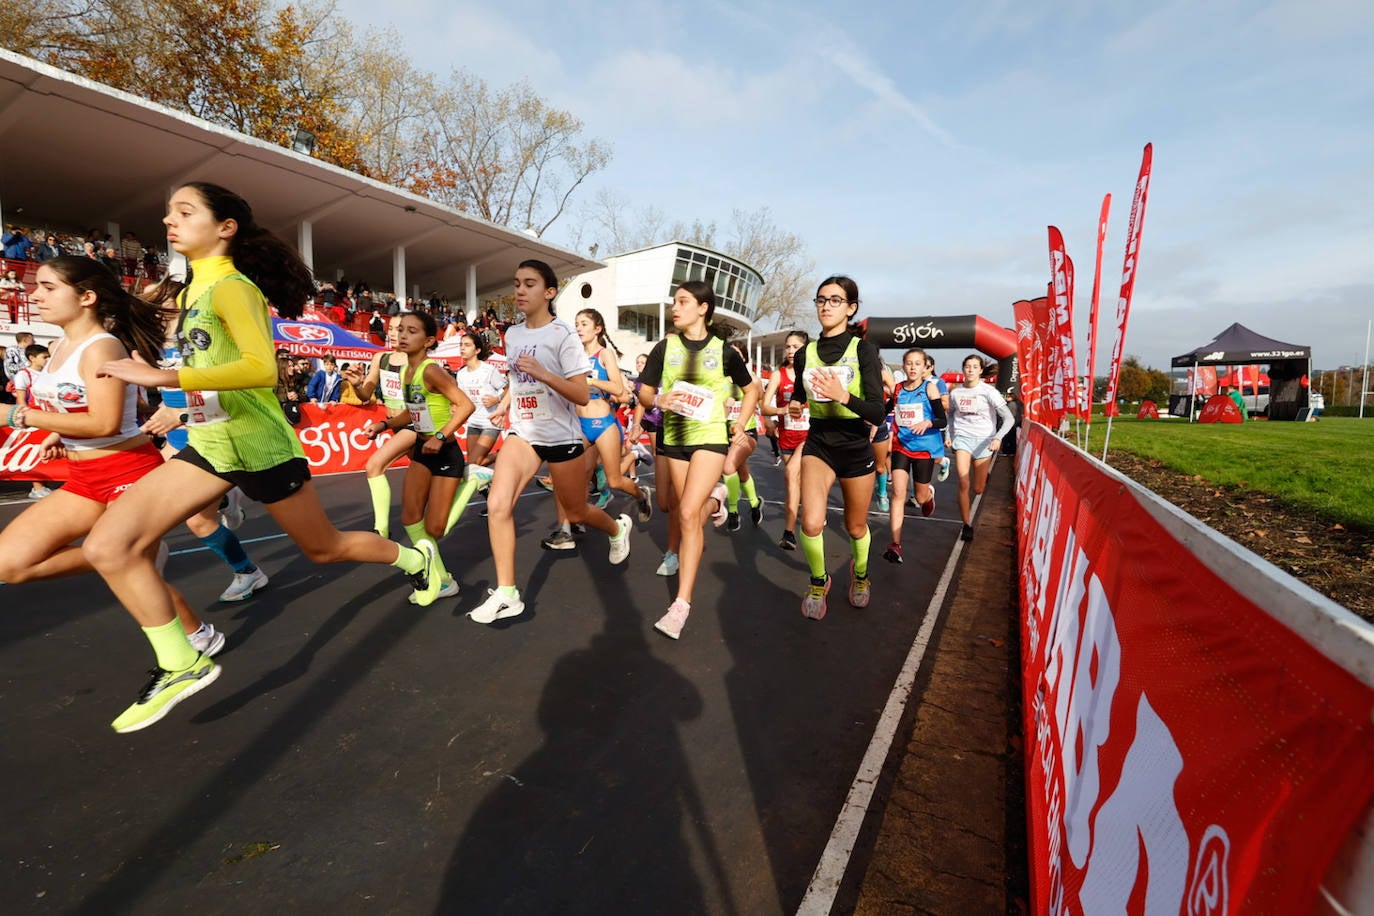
[385,296,401,317]
[307,355,344,405]
[3,226,32,261]
[100,246,123,277]
[83,241,99,260]
[4,330,33,380]
[120,232,142,260]
[0,268,24,293]
[142,245,162,278]
[369,308,385,338]
[35,234,62,262]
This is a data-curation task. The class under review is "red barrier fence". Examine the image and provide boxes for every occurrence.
[1016,422,1374,914]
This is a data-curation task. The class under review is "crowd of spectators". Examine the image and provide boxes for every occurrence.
[2,225,167,282]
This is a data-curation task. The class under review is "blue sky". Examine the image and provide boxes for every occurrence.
[335,0,1373,372]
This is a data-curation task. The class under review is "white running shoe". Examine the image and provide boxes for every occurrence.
[219,487,247,530]
[187,623,226,657]
[608,513,632,565]
[656,551,679,576]
[468,588,525,624]
[654,598,691,640]
[219,567,269,602]
[709,483,729,527]
[466,464,495,485]
[27,486,51,499]
[937,457,950,483]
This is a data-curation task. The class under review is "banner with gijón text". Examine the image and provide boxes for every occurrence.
[1016,422,1374,914]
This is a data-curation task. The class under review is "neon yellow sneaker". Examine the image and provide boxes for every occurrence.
[111,654,220,734]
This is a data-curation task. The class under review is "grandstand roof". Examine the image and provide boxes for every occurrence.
[0,50,600,297]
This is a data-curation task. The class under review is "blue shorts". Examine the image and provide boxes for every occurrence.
[951,434,996,460]
[579,414,621,444]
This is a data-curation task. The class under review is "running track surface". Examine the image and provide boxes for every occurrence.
[0,454,965,914]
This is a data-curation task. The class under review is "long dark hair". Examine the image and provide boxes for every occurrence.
[577,307,623,357]
[517,258,559,317]
[462,328,490,361]
[43,256,164,364]
[181,182,316,319]
[675,279,731,340]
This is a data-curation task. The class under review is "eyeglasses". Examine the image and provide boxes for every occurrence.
[814,296,850,308]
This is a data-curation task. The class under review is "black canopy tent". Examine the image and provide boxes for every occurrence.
[1171,323,1312,420]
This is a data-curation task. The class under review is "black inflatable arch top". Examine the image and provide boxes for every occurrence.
[857,316,1019,395]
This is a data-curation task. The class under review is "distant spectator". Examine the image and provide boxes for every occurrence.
[99,246,123,276]
[83,241,98,260]
[308,355,344,404]
[0,268,24,293]
[4,331,34,388]
[385,296,400,317]
[368,308,385,337]
[120,232,142,260]
[142,246,162,277]
[35,234,62,262]
[1227,385,1249,420]
[2,226,32,261]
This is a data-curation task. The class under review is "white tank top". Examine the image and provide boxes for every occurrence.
[27,333,141,450]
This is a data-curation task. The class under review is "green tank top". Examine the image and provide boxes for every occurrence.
[804,337,864,421]
[729,383,758,432]
[378,353,407,412]
[659,335,731,447]
[179,274,305,472]
[402,358,451,434]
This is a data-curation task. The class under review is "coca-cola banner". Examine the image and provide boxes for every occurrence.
[1017,423,1374,914]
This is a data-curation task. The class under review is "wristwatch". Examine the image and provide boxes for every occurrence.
[433,431,447,442]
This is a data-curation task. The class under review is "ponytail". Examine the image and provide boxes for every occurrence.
[518,259,560,317]
[577,308,623,358]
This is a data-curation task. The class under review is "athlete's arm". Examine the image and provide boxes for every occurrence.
[926,380,948,430]
[176,280,277,391]
[418,363,474,452]
[841,341,890,426]
[598,349,629,401]
[759,371,786,416]
[21,337,131,439]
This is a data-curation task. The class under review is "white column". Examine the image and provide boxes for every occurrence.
[467,264,478,322]
[392,246,406,304]
[297,220,314,271]
[659,299,668,339]
[105,221,119,245]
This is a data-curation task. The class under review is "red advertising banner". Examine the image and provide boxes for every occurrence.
[1084,194,1110,422]
[1013,299,1043,425]
[1197,394,1243,424]
[1031,293,1056,427]
[1135,399,1158,419]
[1047,227,1077,426]
[1103,144,1153,410]
[1016,423,1374,914]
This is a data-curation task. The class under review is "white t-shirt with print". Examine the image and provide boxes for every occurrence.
[502,318,590,446]
[948,382,1014,441]
[456,360,508,428]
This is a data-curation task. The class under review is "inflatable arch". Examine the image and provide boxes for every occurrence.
[857,316,1019,396]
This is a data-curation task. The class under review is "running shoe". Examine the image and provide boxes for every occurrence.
[848,560,871,608]
[110,654,220,733]
[187,623,226,657]
[636,485,654,523]
[594,488,613,510]
[877,491,890,512]
[594,465,608,494]
[219,567,269,602]
[907,493,917,508]
[468,588,525,624]
[571,523,587,536]
[726,511,741,532]
[709,483,729,528]
[219,487,246,530]
[773,454,783,468]
[802,575,831,620]
[541,527,576,550]
[779,530,797,551]
[28,486,51,499]
[750,501,764,527]
[937,457,950,482]
[608,514,632,565]
[654,598,691,640]
[465,464,495,485]
[535,476,554,492]
[883,542,903,564]
[656,550,679,576]
[409,541,443,607]
[921,495,936,518]
[961,523,974,542]
[410,576,459,604]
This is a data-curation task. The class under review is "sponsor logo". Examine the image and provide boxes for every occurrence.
[0,428,47,473]
[188,328,212,351]
[892,321,945,344]
[1187,825,1230,916]
[1202,351,1224,361]
[278,322,333,343]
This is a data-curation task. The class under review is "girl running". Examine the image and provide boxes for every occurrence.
[85,182,442,732]
[0,257,227,731]
[345,315,416,538]
[882,348,947,564]
[759,330,809,550]
[371,311,474,602]
[721,341,764,532]
[789,276,888,619]
[636,280,759,639]
[452,330,507,472]
[946,354,1014,542]
[468,260,632,625]
[870,363,897,512]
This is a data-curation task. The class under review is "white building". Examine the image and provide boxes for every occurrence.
[554,241,764,364]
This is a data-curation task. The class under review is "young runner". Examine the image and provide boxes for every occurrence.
[636,280,759,639]
[882,348,947,563]
[721,341,764,532]
[452,330,507,472]
[759,330,809,549]
[0,257,227,730]
[946,353,1015,542]
[870,363,897,512]
[468,260,632,624]
[85,182,441,732]
[789,276,888,619]
[346,315,416,538]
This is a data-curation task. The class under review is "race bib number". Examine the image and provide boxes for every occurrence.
[784,407,810,431]
[380,370,403,403]
[804,365,855,403]
[512,382,552,423]
[184,389,229,427]
[896,402,926,429]
[727,400,742,423]
[407,401,436,433]
[670,381,716,422]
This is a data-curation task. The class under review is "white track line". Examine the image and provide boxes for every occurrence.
[796,483,987,915]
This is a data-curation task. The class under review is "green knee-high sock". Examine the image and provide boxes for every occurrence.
[444,478,481,536]
[145,617,200,670]
[391,545,424,575]
[798,528,827,580]
[851,526,872,578]
[741,474,759,507]
[724,473,741,509]
[367,475,392,538]
[404,521,450,582]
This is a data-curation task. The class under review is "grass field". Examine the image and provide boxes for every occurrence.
[1079,416,1374,529]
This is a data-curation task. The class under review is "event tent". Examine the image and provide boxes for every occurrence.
[1171,323,1311,420]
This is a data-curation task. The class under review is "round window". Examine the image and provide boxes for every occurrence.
[580,282,592,299]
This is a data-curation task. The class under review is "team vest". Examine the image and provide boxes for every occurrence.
[402,358,451,434]
[728,383,758,431]
[377,353,407,412]
[659,335,731,447]
[803,337,863,421]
